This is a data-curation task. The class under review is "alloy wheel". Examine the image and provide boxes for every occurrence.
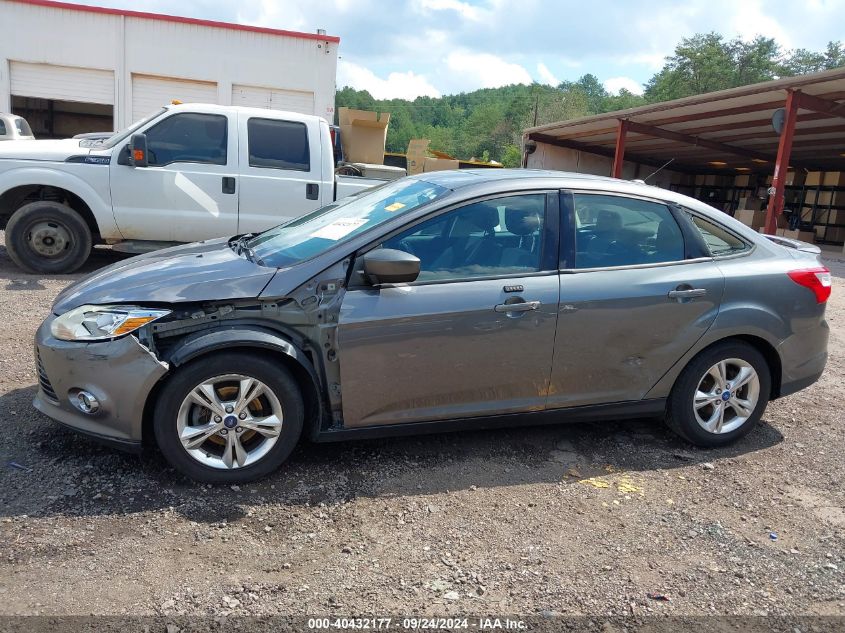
[693,358,760,435]
[176,374,284,470]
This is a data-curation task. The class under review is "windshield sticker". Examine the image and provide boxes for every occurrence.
[384,202,406,212]
[311,218,369,240]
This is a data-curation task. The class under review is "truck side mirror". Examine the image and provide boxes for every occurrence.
[128,133,148,167]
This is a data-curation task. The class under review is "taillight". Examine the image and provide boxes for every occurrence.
[787,267,832,303]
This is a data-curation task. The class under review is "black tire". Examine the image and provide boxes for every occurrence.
[153,352,304,484]
[665,340,771,447]
[5,201,92,274]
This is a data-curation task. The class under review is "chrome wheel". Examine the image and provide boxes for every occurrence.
[693,358,760,434]
[176,374,283,470]
[28,220,73,258]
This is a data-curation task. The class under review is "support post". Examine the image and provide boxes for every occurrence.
[612,119,628,179]
[764,90,800,235]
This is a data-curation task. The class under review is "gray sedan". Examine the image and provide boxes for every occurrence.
[34,170,831,483]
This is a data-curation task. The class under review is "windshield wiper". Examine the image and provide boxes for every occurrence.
[232,234,268,266]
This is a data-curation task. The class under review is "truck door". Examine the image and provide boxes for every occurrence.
[236,113,325,235]
[109,110,238,242]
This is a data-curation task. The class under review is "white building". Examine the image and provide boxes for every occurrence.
[0,0,339,138]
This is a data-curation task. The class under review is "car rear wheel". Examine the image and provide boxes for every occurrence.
[5,201,92,274]
[665,341,771,447]
[153,352,304,483]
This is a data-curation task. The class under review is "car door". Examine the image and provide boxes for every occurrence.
[109,111,238,242]
[236,113,325,234]
[547,190,725,409]
[337,192,560,428]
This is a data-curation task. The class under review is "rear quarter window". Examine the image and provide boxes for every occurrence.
[687,212,750,256]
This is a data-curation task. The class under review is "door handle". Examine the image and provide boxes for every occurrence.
[494,300,541,313]
[668,288,707,299]
[222,176,236,194]
[306,183,319,200]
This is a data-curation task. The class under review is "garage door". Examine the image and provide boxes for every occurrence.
[231,84,315,115]
[10,61,113,104]
[132,75,218,121]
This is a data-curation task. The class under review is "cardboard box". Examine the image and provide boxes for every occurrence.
[736,208,766,230]
[806,171,845,187]
[338,107,391,165]
[765,171,801,186]
[423,157,460,172]
[819,227,845,242]
[406,139,429,175]
[807,190,845,208]
[737,197,761,211]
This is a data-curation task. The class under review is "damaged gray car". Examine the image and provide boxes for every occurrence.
[34,170,830,483]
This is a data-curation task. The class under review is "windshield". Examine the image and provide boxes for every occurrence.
[94,108,167,149]
[248,178,450,268]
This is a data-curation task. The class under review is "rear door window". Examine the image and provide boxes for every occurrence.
[573,193,685,268]
[247,118,310,171]
[0,120,6,136]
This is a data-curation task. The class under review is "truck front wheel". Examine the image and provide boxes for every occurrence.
[5,201,92,274]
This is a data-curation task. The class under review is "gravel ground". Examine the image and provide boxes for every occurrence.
[0,231,844,619]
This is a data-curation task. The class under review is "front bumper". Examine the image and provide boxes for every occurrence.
[33,315,169,447]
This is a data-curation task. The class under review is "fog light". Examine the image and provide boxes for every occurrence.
[69,389,100,414]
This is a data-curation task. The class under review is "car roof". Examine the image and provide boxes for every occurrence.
[165,102,325,124]
[413,168,773,249]
[416,168,618,188]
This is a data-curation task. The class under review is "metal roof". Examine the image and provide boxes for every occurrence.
[9,0,341,43]
[524,67,845,173]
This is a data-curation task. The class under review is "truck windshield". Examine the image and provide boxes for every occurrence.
[247,178,449,268]
[95,108,167,149]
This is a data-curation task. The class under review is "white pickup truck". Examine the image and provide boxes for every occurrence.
[0,103,383,273]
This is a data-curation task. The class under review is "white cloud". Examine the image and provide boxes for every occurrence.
[726,0,793,47]
[415,0,485,21]
[536,62,560,86]
[338,60,441,99]
[445,51,532,90]
[603,76,644,95]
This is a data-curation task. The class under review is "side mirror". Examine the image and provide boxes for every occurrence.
[128,133,148,167]
[363,249,420,285]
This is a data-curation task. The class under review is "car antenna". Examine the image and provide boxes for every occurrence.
[642,158,675,184]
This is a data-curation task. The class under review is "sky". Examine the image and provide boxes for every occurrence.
[72,0,845,100]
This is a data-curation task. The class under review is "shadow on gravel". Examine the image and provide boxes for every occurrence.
[0,383,785,525]
[0,242,130,282]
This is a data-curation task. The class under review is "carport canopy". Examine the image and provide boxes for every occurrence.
[524,67,845,234]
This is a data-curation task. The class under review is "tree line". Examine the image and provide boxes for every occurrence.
[335,33,845,167]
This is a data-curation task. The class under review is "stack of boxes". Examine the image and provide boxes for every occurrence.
[802,171,845,244]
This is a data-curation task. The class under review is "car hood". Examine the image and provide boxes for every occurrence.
[52,239,277,314]
[0,138,86,162]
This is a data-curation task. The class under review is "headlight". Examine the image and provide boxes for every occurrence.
[50,305,171,341]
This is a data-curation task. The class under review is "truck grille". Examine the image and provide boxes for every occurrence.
[35,350,59,403]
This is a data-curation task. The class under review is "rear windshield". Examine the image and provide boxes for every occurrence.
[248,179,449,268]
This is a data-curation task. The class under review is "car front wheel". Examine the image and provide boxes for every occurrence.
[153,352,304,483]
[666,341,771,447]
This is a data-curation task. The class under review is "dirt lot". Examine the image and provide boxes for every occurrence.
[0,232,844,619]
